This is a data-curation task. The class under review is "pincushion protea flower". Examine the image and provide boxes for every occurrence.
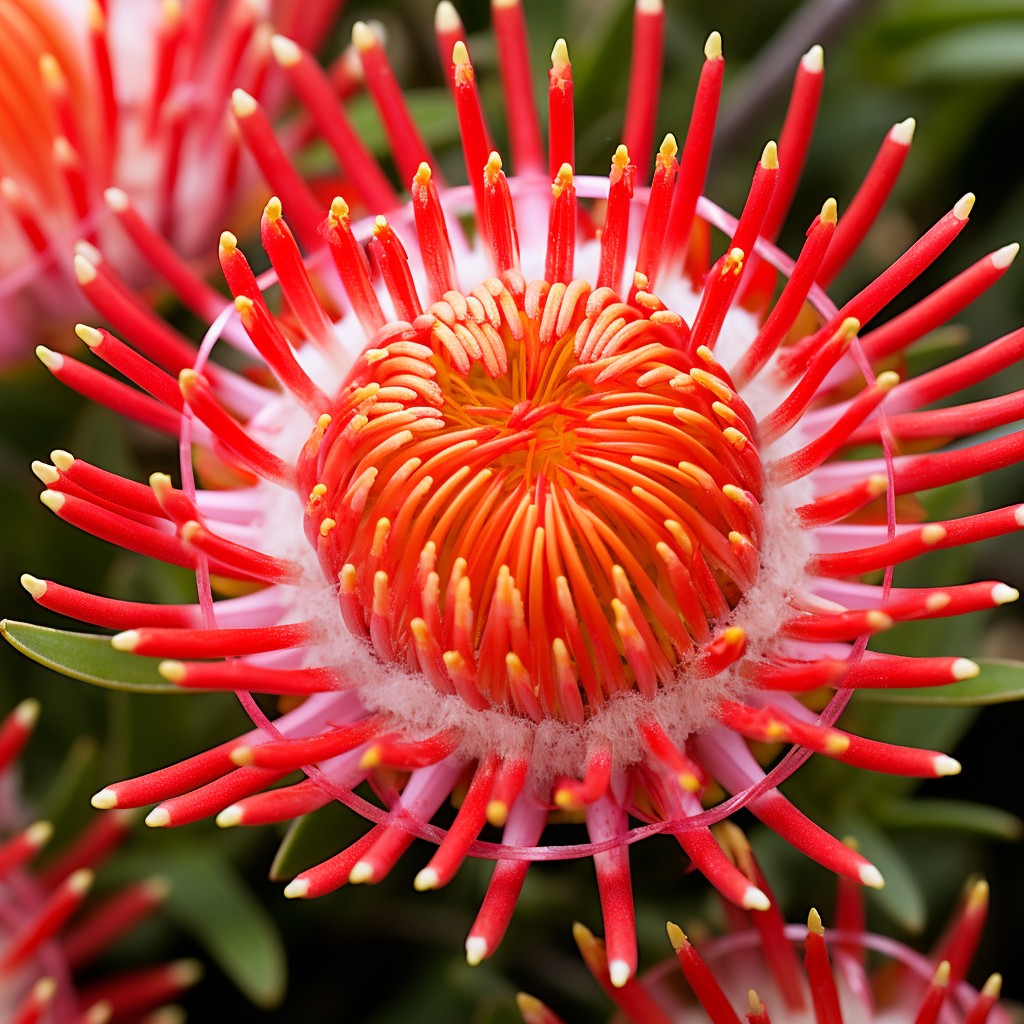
[13,0,1024,989]
[0,0,345,361]
[517,827,1008,1024]
[0,701,200,1023]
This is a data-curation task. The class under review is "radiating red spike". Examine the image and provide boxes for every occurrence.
[11,977,57,1024]
[667,923,743,1024]
[232,716,383,771]
[772,371,898,482]
[145,0,185,137]
[622,0,665,182]
[818,117,915,287]
[795,474,887,528]
[38,813,129,889]
[412,163,457,301]
[663,32,725,270]
[932,878,989,988]
[75,960,202,1020]
[111,621,317,659]
[0,698,39,775]
[270,33,396,214]
[546,163,576,285]
[353,20,440,186]
[145,766,291,828]
[324,196,387,336]
[36,346,182,438]
[840,652,980,689]
[483,152,522,275]
[783,193,974,376]
[964,975,1003,1024]
[586,793,636,987]
[805,909,842,1024]
[102,189,226,321]
[260,197,338,356]
[284,826,383,899]
[516,993,568,1024]
[761,45,824,243]
[0,821,52,879]
[758,317,859,443]
[230,88,324,248]
[632,134,678,296]
[573,921,673,1023]
[178,370,295,485]
[731,198,837,386]
[861,242,1018,365]
[491,0,543,174]
[548,38,574,180]
[0,868,93,973]
[415,754,499,891]
[161,658,339,695]
[450,39,494,231]
[64,877,169,970]
[219,776,340,826]
[369,215,423,323]
[597,146,636,293]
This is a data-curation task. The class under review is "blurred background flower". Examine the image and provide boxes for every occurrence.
[1,0,1023,1021]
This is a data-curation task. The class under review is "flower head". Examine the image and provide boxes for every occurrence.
[519,827,1009,1024]
[12,0,1024,987]
[0,700,199,1023]
[0,0,344,361]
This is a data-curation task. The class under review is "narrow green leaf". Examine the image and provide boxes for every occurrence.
[122,846,287,1008]
[1,620,180,694]
[876,799,1023,841]
[855,658,1024,706]
[833,812,926,933]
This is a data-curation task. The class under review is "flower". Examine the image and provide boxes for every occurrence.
[0,700,200,1023]
[13,0,1024,988]
[518,827,1008,1024]
[0,0,345,362]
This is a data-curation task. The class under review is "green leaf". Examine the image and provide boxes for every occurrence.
[123,846,287,1008]
[876,798,1023,841]
[833,812,927,933]
[1,620,180,694]
[855,658,1024,706]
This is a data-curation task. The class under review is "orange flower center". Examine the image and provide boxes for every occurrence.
[298,282,765,722]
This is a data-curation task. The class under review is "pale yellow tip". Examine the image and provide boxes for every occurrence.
[465,936,488,966]
[39,489,65,513]
[807,907,824,935]
[665,921,686,950]
[551,37,569,70]
[435,1,462,32]
[219,230,238,252]
[952,658,979,680]
[761,140,778,169]
[230,88,257,117]
[891,117,916,145]
[608,959,631,988]
[36,345,62,371]
[18,577,46,598]
[111,630,140,652]
[802,43,824,72]
[216,805,244,828]
[352,20,376,51]
[859,864,885,889]
[349,861,374,884]
[704,30,722,60]
[75,323,104,348]
[452,40,470,66]
[284,878,310,899]
[821,197,838,224]
[934,755,961,777]
[68,868,95,895]
[992,242,1019,269]
[413,867,439,891]
[146,807,171,828]
[269,33,301,67]
[954,192,975,220]
[158,660,187,683]
[14,697,41,728]
[742,886,770,911]
[992,583,1019,605]
[91,788,119,810]
[264,195,283,221]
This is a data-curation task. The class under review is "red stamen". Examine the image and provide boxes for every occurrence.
[450,40,494,230]
[369,215,423,323]
[491,0,543,173]
[483,152,522,275]
[64,877,168,969]
[353,20,440,186]
[597,146,636,293]
[805,909,842,1024]
[663,32,725,269]
[667,923,743,1024]
[546,163,576,285]
[818,117,915,287]
[622,0,665,181]
[548,39,574,180]
[412,163,457,301]
[269,33,395,214]
[324,197,387,336]
[632,134,678,296]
